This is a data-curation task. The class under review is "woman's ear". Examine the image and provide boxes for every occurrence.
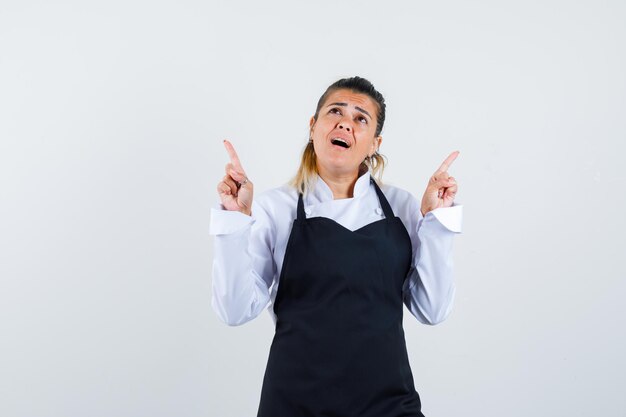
[309,116,316,140]
[370,136,383,156]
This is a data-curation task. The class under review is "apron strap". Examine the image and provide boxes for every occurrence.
[297,192,306,221]
[370,177,395,219]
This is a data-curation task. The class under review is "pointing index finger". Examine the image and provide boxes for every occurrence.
[223,139,245,172]
[437,150,460,172]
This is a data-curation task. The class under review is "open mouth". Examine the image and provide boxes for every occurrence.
[330,138,350,149]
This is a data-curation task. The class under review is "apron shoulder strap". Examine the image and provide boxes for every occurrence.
[370,177,395,219]
[297,192,306,221]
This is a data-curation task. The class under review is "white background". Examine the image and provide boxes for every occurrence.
[1,0,625,416]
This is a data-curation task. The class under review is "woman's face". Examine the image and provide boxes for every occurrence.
[310,89,382,177]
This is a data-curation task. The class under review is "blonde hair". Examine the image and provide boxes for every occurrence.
[287,140,387,197]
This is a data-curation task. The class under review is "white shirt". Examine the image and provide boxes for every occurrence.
[209,170,463,327]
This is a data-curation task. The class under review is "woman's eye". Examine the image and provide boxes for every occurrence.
[328,108,367,124]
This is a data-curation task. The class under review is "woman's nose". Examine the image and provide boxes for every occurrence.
[337,121,352,132]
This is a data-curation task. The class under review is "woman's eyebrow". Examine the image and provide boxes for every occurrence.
[326,102,372,119]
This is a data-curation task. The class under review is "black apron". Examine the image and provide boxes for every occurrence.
[257,177,425,417]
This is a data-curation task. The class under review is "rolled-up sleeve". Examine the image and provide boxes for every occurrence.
[209,200,276,326]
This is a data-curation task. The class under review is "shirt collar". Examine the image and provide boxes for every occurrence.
[311,170,372,203]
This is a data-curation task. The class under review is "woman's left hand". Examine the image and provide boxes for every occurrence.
[420,151,460,217]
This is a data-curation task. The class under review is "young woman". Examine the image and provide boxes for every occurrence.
[210,76,463,416]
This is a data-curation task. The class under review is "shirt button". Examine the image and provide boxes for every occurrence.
[375,208,383,215]
[304,208,311,215]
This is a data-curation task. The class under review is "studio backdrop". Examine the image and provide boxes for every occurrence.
[1,0,624,416]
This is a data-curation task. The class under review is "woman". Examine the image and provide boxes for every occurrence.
[210,76,463,416]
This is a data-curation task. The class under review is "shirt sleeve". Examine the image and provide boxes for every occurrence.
[208,199,276,326]
[402,197,463,325]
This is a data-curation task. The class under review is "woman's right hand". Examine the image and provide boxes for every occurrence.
[217,139,254,216]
